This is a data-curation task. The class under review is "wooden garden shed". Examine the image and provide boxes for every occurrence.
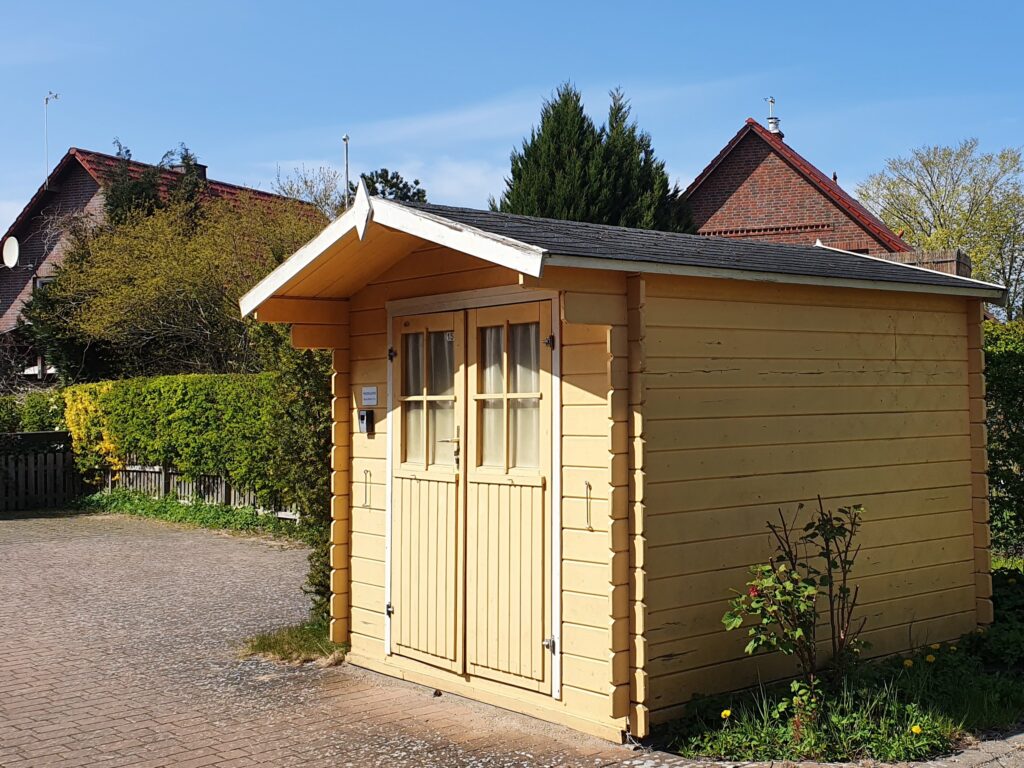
[241,183,1005,742]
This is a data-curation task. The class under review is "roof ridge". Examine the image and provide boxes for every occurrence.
[684,120,910,254]
[411,201,880,254]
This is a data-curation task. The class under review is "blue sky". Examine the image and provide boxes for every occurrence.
[2,0,1022,230]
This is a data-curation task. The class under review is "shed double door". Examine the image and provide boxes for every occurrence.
[390,302,552,693]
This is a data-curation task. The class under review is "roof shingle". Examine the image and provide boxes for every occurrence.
[407,202,1003,299]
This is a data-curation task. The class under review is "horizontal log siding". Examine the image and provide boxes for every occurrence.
[639,275,977,721]
[557,270,630,730]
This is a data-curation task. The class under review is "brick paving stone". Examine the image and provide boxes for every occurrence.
[3,512,1022,768]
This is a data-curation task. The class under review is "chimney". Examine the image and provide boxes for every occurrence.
[764,96,784,138]
[170,162,207,180]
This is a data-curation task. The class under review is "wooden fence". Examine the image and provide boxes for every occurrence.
[107,462,299,520]
[0,431,85,512]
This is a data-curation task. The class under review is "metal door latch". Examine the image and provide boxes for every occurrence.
[543,334,556,348]
[542,636,556,653]
[385,602,394,616]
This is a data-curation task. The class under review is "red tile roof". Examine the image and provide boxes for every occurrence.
[684,118,910,254]
[69,148,291,205]
[2,147,307,245]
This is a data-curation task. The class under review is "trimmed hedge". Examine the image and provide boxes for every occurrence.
[985,320,1024,555]
[62,373,306,511]
[19,389,66,431]
[0,396,17,432]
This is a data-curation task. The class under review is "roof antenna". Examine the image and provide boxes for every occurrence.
[342,134,350,211]
[44,91,60,189]
[764,96,783,137]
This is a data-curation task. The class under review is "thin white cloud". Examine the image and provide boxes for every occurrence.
[403,156,508,208]
[345,93,541,150]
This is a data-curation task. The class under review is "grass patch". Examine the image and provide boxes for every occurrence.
[669,565,1024,762]
[994,553,1024,571]
[79,489,310,542]
[242,617,346,665]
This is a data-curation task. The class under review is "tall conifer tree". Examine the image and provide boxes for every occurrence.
[494,85,691,232]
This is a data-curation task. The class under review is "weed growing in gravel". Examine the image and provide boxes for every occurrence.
[243,618,346,665]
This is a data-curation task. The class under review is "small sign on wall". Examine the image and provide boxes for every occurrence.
[361,386,378,407]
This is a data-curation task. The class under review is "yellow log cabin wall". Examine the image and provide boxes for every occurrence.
[328,248,632,740]
[632,274,989,724]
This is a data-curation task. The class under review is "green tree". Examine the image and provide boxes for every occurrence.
[984,320,1024,555]
[21,195,324,380]
[356,167,427,203]
[103,141,208,225]
[493,84,691,231]
[104,140,162,225]
[857,139,1024,317]
[274,165,427,218]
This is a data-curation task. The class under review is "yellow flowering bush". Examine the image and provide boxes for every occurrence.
[63,383,122,482]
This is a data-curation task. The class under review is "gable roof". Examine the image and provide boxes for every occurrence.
[240,186,1004,319]
[684,119,910,253]
[2,147,301,245]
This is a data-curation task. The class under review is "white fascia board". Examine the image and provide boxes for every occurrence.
[239,197,368,318]
[371,198,546,277]
[240,190,547,318]
[545,253,1007,301]
[813,240,1007,304]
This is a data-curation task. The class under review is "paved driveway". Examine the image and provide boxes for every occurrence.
[0,514,678,768]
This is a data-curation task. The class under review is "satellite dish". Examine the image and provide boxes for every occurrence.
[2,237,18,268]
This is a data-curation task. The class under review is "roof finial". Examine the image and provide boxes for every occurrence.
[764,96,783,137]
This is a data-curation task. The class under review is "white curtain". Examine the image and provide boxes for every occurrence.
[480,326,504,466]
[428,331,455,465]
[510,323,539,468]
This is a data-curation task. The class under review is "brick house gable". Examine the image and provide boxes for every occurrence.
[0,148,305,334]
[685,119,910,256]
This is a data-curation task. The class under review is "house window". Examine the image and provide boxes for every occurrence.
[33,276,55,292]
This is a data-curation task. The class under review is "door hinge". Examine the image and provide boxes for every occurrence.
[385,601,394,616]
[542,635,556,654]
[387,347,397,362]
[543,334,556,349]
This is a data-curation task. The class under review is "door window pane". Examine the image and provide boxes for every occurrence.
[429,402,455,466]
[428,331,455,396]
[510,399,539,468]
[509,322,539,393]
[404,402,424,464]
[480,399,503,466]
[402,333,423,396]
[479,326,503,394]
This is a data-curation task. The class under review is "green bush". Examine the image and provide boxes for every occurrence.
[674,565,1024,761]
[18,389,66,431]
[0,395,18,432]
[63,368,333,620]
[64,373,285,505]
[984,320,1024,555]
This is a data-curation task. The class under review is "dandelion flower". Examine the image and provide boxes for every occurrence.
[950,645,957,652]
[903,659,914,668]
[929,643,941,650]
[721,709,732,719]
[911,725,923,735]
[925,654,936,663]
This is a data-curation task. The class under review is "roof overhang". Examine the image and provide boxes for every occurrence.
[239,181,548,319]
[545,252,1006,302]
